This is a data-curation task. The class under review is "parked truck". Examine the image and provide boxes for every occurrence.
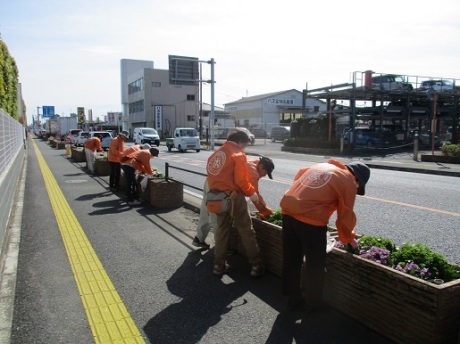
[45,116,78,140]
[58,116,78,138]
[45,118,60,137]
[165,127,201,152]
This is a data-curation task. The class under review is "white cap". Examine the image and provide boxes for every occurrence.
[142,143,151,149]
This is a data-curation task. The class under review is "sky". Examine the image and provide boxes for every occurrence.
[1,0,460,124]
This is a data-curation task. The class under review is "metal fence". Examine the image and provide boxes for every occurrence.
[0,109,26,176]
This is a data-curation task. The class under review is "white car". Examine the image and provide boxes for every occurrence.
[66,129,82,145]
[75,131,90,147]
[89,131,112,150]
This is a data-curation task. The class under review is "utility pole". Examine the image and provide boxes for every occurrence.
[36,106,41,128]
[209,58,215,150]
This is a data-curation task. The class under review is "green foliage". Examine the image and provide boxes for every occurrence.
[441,144,460,157]
[291,116,337,138]
[0,39,20,119]
[266,209,282,226]
[358,235,396,252]
[391,243,460,282]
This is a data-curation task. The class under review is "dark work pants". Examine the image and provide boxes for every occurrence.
[121,165,136,202]
[282,214,327,306]
[109,161,121,188]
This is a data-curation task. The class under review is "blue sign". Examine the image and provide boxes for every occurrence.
[42,105,55,118]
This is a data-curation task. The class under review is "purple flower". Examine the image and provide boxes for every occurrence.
[358,246,391,266]
[393,261,432,280]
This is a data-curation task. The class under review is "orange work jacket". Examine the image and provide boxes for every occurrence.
[206,141,255,197]
[280,159,357,244]
[107,136,125,163]
[84,137,103,152]
[123,149,154,175]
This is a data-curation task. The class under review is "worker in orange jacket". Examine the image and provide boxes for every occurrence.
[84,135,103,173]
[107,131,129,189]
[193,156,274,250]
[206,130,265,277]
[280,160,370,312]
[121,145,159,206]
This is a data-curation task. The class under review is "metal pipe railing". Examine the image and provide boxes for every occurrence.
[164,162,206,192]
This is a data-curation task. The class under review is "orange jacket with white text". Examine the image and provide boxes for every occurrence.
[206,141,256,197]
[107,136,125,163]
[280,159,357,244]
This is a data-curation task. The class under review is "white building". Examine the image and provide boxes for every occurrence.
[121,59,199,139]
[223,89,327,133]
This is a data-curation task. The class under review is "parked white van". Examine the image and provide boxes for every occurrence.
[133,127,160,146]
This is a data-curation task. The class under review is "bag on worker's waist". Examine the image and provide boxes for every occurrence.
[206,190,235,215]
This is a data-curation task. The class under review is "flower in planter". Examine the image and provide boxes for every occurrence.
[359,246,391,265]
[394,261,432,280]
[336,236,460,283]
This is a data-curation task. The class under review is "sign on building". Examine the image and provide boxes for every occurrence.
[107,112,122,126]
[77,107,85,124]
[154,106,162,130]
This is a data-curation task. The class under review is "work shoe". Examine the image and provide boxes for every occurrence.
[128,200,142,206]
[250,264,265,278]
[212,263,232,276]
[192,237,210,249]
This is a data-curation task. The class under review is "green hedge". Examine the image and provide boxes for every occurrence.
[441,144,460,157]
[0,39,20,119]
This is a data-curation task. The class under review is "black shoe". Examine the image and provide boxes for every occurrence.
[212,262,233,276]
[192,237,210,249]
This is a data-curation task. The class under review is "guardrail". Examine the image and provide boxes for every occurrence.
[164,162,205,192]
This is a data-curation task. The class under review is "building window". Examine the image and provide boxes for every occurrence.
[152,81,161,87]
[187,115,196,121]
[129,100,144,114]
[128,78,144,95]
[187,94,195,101]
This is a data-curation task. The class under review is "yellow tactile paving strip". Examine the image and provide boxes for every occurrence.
[32,141,145,343]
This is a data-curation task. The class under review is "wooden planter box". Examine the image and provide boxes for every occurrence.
[56,142,66,149]
[94,158,110,176]
[324,249,460,344]
[248,217,460,344]
[72,148,86,162]
[238,217,283,277]
[149,179,183,208]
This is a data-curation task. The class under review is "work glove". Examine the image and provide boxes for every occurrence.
[258,205,273,220]
[249,193,259,204]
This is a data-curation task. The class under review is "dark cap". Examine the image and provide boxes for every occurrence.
[346,161,370,196]
[120,130,129,139]
[259,156,274,179]
[149,147,159,157]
